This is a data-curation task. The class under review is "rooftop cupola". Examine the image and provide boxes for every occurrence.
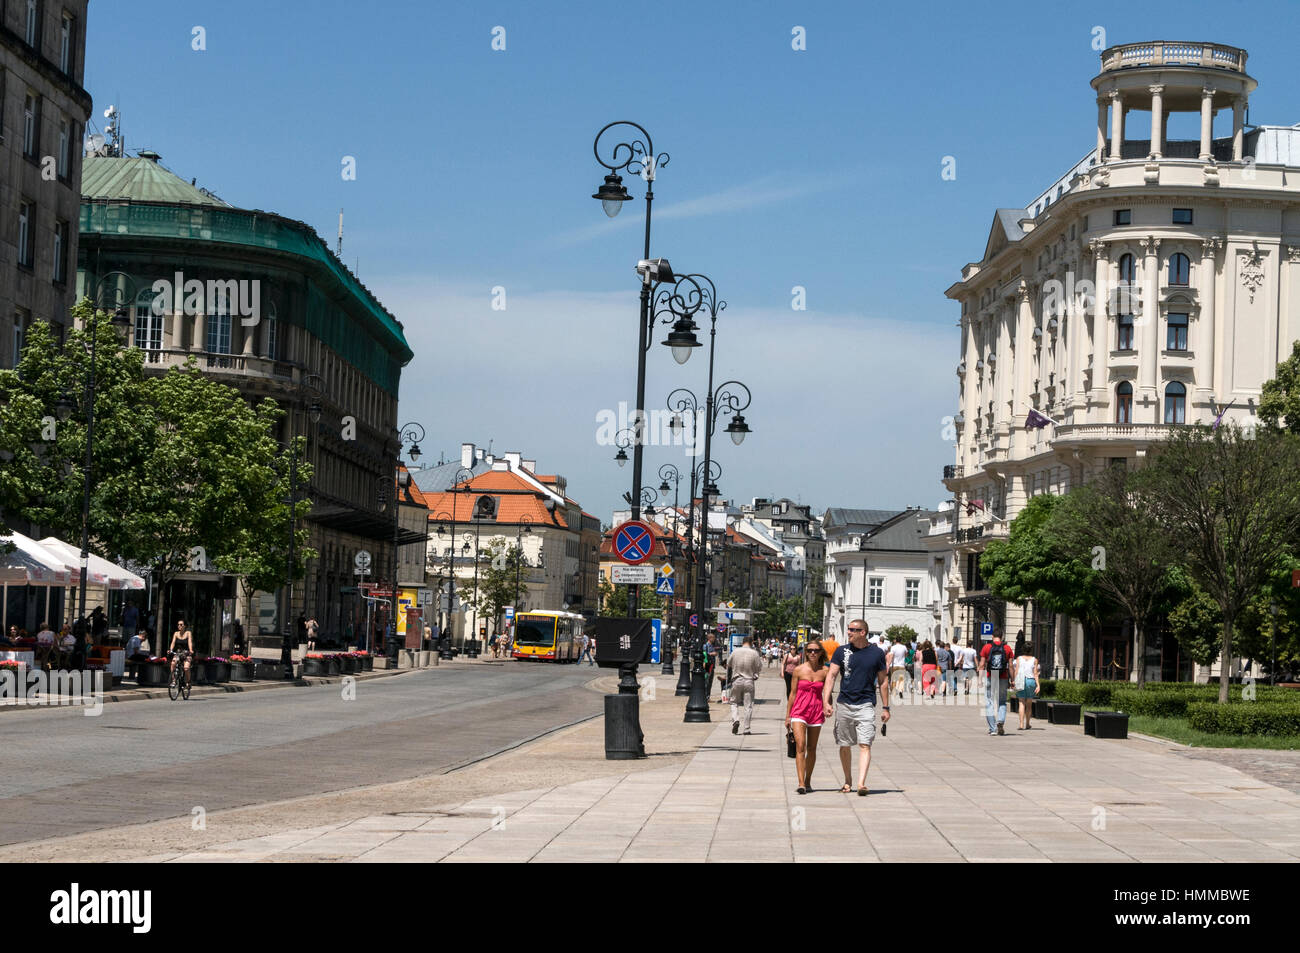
[1091,41,1257,163]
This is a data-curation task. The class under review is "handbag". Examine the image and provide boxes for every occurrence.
[786,729,796,759]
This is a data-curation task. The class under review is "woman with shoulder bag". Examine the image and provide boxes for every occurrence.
[785,641,830,795]
[1013,640,1041,730]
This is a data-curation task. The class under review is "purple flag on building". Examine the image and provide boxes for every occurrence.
[1025,408,1055,430]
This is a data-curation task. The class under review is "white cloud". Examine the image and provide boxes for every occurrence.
[371,277,956,521]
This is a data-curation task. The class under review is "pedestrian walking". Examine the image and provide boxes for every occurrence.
[953,638,976,695]
[935,640,954,697]
[978,629,1013,735]
[823,619,890,796]
[888,638,907,699]
[786,639,830,794]
[782,642,801,698]
[920,640,939,698]
[727,636,763,735]
[904,640,916,696]
[1012,640,1041,730]
[578,631,594,666]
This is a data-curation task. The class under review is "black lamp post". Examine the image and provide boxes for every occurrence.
[656,273,752,723]
[1270,599,1278,686]
[384,422,425,662]
[514,513,534,615]
[76,272,134,646]
[463,493,498,658]
[657,464,684,675]
[282,372,324,678]
[432,466,475,658]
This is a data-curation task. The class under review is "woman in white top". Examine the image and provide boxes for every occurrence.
[1011,641,1041,730]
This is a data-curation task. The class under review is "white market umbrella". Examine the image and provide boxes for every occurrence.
[37,538,146,590]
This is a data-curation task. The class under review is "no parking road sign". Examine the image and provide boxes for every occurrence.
[613,520,655,565]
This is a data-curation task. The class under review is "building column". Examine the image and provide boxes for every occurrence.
[1139,236,1161,411]
[1232,96,1247,161]
[996,301,1013,437]
[1088,240,1109,405]
[1199,87,1215,161]
[191,310,206,353]
[1196,237,1220,410]
[1149,86,1164,158]
[1109,91,1123,160]
[962,316,978,467]
[1097,97,1108,159]
[1014,280,1034,432]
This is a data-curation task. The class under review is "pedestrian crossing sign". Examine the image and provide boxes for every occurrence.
[656,575,675,596]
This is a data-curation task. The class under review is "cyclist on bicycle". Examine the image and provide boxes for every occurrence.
[169,619,194,686]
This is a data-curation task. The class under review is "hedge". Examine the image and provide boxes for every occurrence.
[1046,681,1296,712]
[1186,702,1300,736]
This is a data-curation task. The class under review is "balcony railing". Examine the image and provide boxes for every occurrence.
[942,464,964,480]
[1099,41,1247,74]
[137,347,296,382]
[955,525,984,543]
[1107,138,1234,161]
[1053,423,1176,444]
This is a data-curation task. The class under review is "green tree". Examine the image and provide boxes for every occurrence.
[469,539,529,636]
[1146,424,1300,702]
[1165,571,1222,667]
[1260,338,1300,434]
[982,493,1115,673]
[1048,464,1179,688]
[885,623,918,644]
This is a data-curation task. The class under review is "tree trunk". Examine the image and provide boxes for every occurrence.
[154,571,168,657]
[1219,615,1233,704]
[1134,622,1146,688]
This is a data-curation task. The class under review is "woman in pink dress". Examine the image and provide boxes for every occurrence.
[785,640,831,795]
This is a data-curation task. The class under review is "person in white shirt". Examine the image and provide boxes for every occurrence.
[888,640,908,699]
[954,639,977,695]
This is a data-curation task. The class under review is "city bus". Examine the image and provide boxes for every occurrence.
[512,610,584,662]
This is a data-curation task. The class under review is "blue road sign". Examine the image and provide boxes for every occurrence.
[656,575,675,596]
[613,520,655,565]
[650,618,661,664]
[980,622,994,636]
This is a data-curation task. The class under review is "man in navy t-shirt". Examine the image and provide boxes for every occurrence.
[822,619,891,795]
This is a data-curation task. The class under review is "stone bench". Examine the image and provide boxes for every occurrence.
[1047,701,1081,725]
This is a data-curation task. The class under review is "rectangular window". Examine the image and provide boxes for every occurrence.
[12,310,29,368]
[25,0,40,47]
[52,220,67,283]
[868,577,883,606]
[1167,313,1188,351]
[134,297,164,357]
[1172,208,1193,225]
[60,12,74,74]
[17,201,34,268]
[265,313,278,360]
[905,579,920,607]
[207,305,232,354]
[1117,314,1134,350]
[1113,209,1131,226]
[57,117,69,178]
[23,93,38,157]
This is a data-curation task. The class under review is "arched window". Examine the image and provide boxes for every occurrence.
[1164,382,1186,424]
[1116,381,1133,424]
[133,287,164,361]
[1168,253,1190,286]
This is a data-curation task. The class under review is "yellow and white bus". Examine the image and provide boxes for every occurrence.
[512,610,584,662]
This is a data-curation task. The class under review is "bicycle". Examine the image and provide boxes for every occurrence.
[168,651,192,701]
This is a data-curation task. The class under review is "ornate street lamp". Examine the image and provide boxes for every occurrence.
[659,272,752,723]
[657,463,685,676]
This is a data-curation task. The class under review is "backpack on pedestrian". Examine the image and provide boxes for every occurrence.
[987,641,1006,673]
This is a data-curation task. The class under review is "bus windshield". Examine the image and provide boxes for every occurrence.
[515,616,557,645]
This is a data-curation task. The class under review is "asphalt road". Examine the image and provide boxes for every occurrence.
[0,661,605,846]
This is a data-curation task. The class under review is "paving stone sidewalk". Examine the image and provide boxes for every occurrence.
[153,677,1300,863]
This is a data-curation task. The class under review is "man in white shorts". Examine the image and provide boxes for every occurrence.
[823,619,891,796]
[888,638,907,700]
[954,639,977,695]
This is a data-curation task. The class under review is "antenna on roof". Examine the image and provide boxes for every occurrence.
[337,209,343,257]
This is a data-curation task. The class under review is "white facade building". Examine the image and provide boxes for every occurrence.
[942,41,1298,681]
[823,509,945,644]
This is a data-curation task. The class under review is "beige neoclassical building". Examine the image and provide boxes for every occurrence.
[942,41,1300,682]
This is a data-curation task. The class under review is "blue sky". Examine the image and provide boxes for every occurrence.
[84,1,1300,521]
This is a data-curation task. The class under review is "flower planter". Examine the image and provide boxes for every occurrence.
[328,658,341,676]
[340,656,357,674]
[229,661,254,682]
[302,658,329,677]
[256,660,288,679]
[205,661,231,683]
[138,662,169,687]
[361,656,373,672]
